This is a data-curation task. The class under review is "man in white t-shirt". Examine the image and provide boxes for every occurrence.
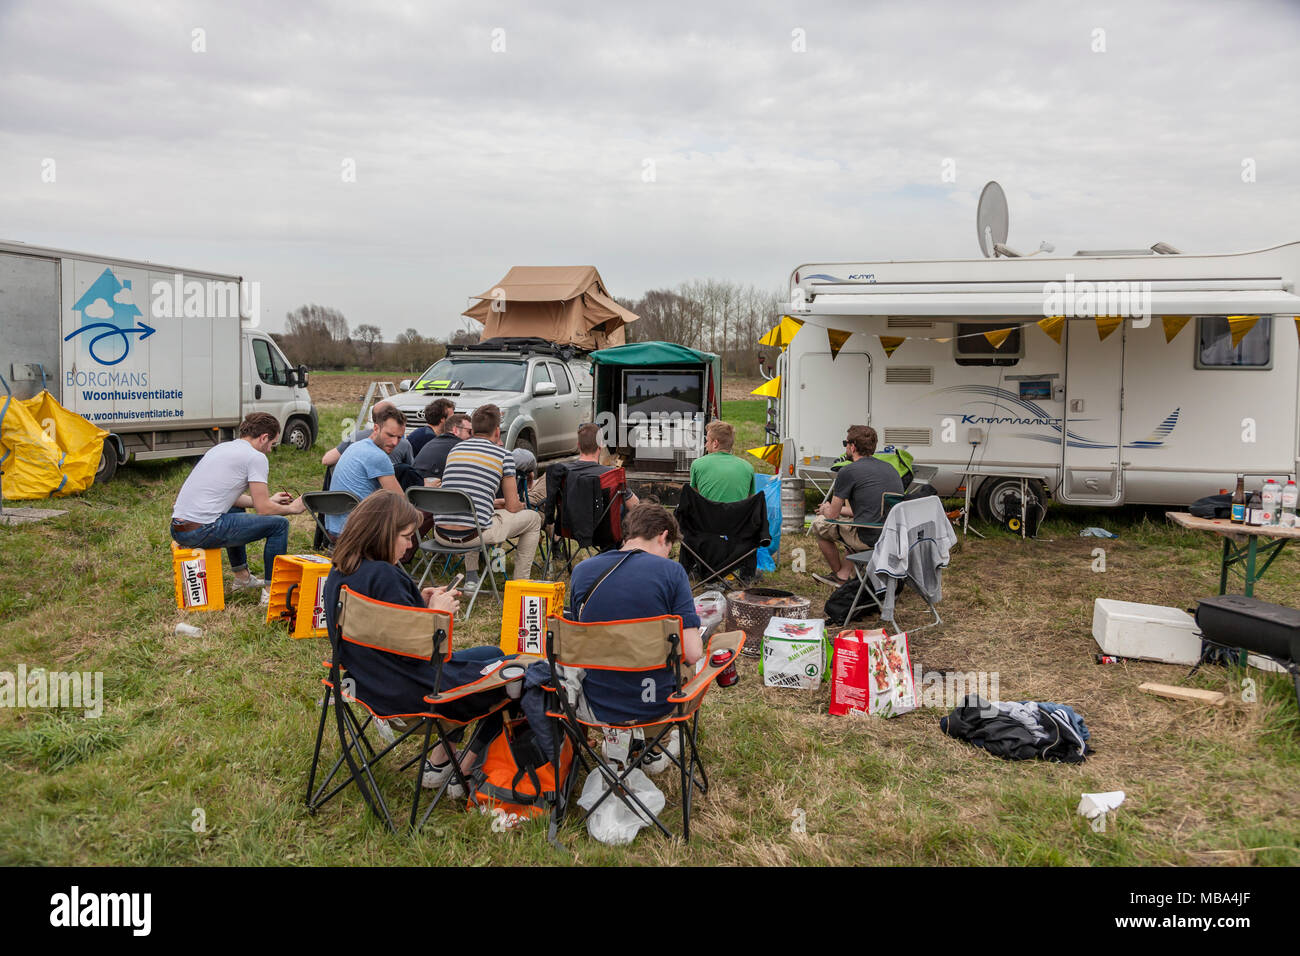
[171,412,307,590]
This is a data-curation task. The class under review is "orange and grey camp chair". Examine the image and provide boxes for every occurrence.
[543,613,744,844]
[305,585,523,832]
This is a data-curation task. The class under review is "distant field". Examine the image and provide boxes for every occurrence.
[2,399,1297,866]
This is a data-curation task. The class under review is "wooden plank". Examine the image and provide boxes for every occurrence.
[1139,682,1227,707]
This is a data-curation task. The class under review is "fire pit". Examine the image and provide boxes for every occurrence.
[725,588,811,657]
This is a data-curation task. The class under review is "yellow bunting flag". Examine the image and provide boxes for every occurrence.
[746,444,782,469]
[879,336,905,358]
[1161,315,1192,344]
[1037,315,1065,345]
[983,327,1014,350]
[827,328,853,359]
[1096,316,1123,341]
[1227,314,1260,349]
[759,315,804,348]
[751,376,780,399]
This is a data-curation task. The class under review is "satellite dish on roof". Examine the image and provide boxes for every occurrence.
[977,181,1009,258]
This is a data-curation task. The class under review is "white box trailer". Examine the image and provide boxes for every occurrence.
[0,240,318,483]
[778,240,1300,521]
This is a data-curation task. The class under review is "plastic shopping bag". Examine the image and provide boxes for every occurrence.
[829,629,917,718]
[754,474,781,572]
[761,617,825,689]
[578,766,665,846]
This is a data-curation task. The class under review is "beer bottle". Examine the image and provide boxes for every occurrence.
[1230,475,1246,523]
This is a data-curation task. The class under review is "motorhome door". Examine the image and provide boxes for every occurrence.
[1059,320,1124,504]
[796,351,871,463]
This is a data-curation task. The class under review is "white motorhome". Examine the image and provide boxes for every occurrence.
[779,240,1300,521]
[0,240,318,482]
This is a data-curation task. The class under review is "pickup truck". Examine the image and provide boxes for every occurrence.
[393,338,591,457]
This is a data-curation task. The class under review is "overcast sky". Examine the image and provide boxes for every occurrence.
[2,0,1297,341]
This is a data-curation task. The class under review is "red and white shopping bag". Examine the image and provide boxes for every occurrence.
[829,629,917,718]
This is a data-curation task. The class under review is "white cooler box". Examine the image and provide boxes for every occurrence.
[1092,599,1202,665]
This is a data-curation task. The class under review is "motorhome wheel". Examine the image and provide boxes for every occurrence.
[976,477,1047,525]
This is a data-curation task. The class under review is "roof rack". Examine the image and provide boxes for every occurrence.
[448,337,583,361]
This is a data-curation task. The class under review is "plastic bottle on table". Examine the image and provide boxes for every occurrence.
[1282,479,1298,528]
[1261,479,1281,527]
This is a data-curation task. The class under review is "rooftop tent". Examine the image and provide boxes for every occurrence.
[590,341,722,423]
[462,265,639,350]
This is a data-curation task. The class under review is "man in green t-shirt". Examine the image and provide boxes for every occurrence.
[689,420,756,503]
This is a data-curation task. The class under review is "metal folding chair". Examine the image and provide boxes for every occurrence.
[405,486,501,620]
[302,490,360,554]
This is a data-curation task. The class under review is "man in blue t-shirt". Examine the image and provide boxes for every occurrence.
[326,405,407,536]
[567,504,702,724]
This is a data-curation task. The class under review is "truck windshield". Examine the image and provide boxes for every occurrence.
[413,359,526,392]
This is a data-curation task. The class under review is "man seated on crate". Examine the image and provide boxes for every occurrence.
[542,422,640,527]
[438,404,542,590]
[412,411,471,484]
[170,412,306,596]
[321,400,415,470]
[325,404,407,539]
[688,420,755,503]
[406,398,455,456]
[810,424,904,588]
[519,504,702,773]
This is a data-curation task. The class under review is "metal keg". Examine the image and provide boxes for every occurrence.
[779,477,806,534]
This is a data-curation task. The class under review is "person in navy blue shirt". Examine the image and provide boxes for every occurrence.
[321,490,507,793]
[567,504,702,723]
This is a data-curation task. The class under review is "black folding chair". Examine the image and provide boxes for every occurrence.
[545,465,629,577]
[674,484,771,591]
[302,490,360,554]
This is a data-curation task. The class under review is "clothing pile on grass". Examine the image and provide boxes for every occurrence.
[940,694,1091,763]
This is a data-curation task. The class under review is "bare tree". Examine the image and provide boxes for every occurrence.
[353,323,383,366]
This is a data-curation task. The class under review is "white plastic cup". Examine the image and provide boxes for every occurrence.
[501,664,526,699]
[175,622,203,636]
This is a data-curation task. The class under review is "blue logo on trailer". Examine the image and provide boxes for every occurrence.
[938,385,1178,449]
[64,267,155,366]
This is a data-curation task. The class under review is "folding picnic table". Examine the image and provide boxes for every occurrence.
[1166,511,1300,597]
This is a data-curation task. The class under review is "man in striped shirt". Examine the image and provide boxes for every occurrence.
[439,404,543,587]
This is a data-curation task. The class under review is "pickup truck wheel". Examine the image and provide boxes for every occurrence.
[513,433,536,456]
[284,418,313,452]
[95,440,119,484]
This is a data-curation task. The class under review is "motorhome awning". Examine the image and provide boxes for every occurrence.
[796,289,1300,318]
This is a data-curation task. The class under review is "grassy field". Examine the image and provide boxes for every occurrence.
[2,397,1298,866]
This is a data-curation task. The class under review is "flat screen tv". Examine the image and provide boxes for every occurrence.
[621,370,704,416]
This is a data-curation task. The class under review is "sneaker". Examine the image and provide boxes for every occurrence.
[421,759,468,798]
[258,587,271,606]
[813,572,851,588]
[632,730,680,776]
[460,575,482,595]
[230,576,266,592]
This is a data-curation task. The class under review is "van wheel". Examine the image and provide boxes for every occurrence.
[975,477,1048,525]
[95,441,119,484]
[284,418,313,452]
[514,433,536,456]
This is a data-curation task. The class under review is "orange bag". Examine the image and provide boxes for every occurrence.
[469,718,573,828]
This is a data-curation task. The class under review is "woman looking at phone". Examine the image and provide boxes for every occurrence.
[321,490,508,794]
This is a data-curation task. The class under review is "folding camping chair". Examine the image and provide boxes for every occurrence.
[304,585,523,832]
[842,495,953,633]
[545,464,629,577]
[405,486,500,620]
[674,484,771,592]
[302,490,360,554]
[543,614,745,844]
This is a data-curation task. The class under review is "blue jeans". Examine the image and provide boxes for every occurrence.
[172,507,289,576]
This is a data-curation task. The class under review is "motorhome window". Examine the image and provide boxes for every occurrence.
[547,362,572,394]
[953,323,1023,366]
[1195,316,1273,369]
[416,358,527,391]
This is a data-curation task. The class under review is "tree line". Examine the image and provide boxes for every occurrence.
[272,280,784,376]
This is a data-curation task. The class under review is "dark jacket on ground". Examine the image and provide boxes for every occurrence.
[939,694,1090,763]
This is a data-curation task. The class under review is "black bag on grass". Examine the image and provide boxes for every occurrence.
[824,578,879,627]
